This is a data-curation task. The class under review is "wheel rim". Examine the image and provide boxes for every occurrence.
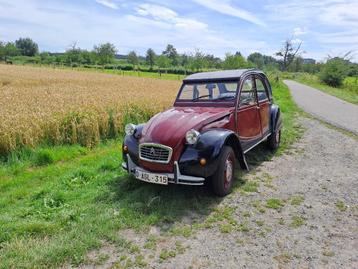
[224,156,233,190]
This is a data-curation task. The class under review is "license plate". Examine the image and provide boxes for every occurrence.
[135,170,168,185]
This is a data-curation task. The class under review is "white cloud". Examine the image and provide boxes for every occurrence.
[291,38,303,44]
[192,0,265,26]
[319,2,358,27]
[95,0,118,10]
[136,4,207,30]
[293,27,307,36]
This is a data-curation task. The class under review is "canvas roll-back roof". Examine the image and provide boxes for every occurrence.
[183,69,263,82]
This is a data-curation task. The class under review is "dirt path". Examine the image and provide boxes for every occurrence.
[284,80,358,135]
[81,118,358,269]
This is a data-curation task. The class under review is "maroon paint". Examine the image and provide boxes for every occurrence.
[258,100,270,135]
[236,104,262,142]
[138,106,234,172]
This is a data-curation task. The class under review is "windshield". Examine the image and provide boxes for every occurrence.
[177,82,238,101]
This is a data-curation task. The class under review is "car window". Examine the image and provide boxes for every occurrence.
[239,77,256,106]
[255,78,268,101]
[177,82,237,101]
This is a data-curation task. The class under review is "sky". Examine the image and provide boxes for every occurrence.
[0,0,357,62]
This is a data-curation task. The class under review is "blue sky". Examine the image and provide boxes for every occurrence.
[0,0,357,62]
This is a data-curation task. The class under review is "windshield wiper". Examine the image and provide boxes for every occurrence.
[192,95,211,101]
[216,95,235,100]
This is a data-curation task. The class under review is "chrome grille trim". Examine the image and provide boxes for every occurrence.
[139,143,173,164]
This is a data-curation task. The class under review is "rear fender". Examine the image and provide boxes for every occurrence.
[270,104,282,133]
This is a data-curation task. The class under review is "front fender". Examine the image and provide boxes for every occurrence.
[179,129,249,178]
[270,104,282,133]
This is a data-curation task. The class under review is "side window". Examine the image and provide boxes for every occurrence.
[255,77,268,101]
[239,77,256,106]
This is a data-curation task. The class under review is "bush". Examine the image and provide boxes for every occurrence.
[319,58,348,87]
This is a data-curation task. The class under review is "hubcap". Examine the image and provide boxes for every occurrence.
[224,157,233,190]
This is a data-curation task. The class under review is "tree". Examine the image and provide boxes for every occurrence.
[185,50,204,71]
[80,50,96,65]
[145,48,156,69]
[162,44,178,66]
[0,41,6,60]
[1,42,21,60]
[288,56,304,72]
[248,52,265,69]
[93,43,117,65]
[319,57,349,87]
[156,55,170,70]
[39,52,53,64]
[65,43,83,65]
[180,53,190,69]
[222,53,248,69]
[276,39,302,71]
[15,37,39,56]
[127,51,139,67]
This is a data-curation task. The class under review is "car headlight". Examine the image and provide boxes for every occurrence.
[186,129,200,145]
[125,123,136,136]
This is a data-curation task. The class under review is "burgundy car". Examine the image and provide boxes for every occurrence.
[122,69,282,196]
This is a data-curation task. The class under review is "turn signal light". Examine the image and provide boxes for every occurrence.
[123,145,129,153]
[199,158,207,166]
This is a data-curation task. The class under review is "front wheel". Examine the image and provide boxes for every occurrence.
[210,146,235,197]
[267,129,281,150]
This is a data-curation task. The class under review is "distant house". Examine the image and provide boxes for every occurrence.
[303,58,316,64]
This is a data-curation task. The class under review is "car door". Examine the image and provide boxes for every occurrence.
[255,75,270,137]
[237,75,262,152]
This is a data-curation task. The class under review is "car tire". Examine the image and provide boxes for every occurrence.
[267,129,281,150]
[210,146,235,197]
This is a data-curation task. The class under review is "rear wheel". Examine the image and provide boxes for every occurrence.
[210,146,235,197]
[267,129,281,150]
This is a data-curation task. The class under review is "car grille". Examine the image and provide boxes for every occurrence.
[139,143,173,164]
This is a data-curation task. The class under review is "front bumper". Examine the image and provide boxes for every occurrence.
[122,154,205,186]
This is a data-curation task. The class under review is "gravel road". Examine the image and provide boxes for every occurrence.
[284,80,358,135]
[82,118,358,269]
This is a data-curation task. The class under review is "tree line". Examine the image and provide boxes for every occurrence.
[1,37,357,87]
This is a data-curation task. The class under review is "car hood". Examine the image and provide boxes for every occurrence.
[140,106,233,149]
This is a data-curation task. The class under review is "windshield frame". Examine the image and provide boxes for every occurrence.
[174,79,240,107]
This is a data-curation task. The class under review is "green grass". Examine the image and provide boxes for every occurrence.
[293,73,358,105]
[290,215,306,228]
[290,195,304,206]
[99,68,186,81]
[0,140,218,268]
[266,198,285,210]
[24,63,186,81]
[0,79,302,268]
[335,200,347,212]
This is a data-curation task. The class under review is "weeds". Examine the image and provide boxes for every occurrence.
[290,215,306,228]
[266,198,285,210]
[335,200,347,212]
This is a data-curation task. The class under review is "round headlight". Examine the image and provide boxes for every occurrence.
[186,129,200,145]
[125,123,136,136]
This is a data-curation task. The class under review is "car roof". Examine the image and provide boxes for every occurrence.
[183,69,264,83]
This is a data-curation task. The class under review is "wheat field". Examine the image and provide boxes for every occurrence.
[0,64,180,157]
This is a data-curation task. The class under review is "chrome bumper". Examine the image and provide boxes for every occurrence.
[122,154,205,186]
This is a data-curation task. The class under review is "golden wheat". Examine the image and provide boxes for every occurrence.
[0,64,180,156]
